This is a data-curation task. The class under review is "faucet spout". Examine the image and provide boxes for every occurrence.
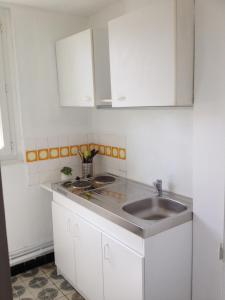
[153,179,163,197]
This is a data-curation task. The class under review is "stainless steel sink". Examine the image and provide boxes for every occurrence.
[122,197,188,221]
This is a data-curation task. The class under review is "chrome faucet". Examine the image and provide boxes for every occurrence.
[153,179,163,197]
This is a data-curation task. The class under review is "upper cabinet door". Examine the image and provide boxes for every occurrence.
[56,29,95,107]
[108,0,194,107]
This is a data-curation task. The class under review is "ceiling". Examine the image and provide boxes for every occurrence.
[0,0,119,16]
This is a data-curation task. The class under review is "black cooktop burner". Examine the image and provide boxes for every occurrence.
[93,175,116,185]
[62,174,117,192]
[62,181,73,188]
[72,181,92,189]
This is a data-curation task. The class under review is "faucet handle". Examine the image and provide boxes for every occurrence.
[153,179,163,196]
[153,179,162,187]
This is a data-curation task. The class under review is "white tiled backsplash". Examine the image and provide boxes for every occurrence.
[24,133,127,186]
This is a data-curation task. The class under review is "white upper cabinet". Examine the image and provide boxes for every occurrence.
[56,29,95,107]
[108,0,194,107]
[56,28,111,107]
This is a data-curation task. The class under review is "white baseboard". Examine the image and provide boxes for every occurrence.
[10,241,54,266]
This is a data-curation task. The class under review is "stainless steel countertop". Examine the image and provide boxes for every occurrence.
[52,174,193,238]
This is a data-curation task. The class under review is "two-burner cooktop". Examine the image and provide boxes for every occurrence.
[61,174,117,195]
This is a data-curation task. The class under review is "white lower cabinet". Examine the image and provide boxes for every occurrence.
[52,195,192,300]
[52,202,77,285]
[75,217,103,300]
[52,202,104,299]
[102,234,144,300]
[52,201,143,300]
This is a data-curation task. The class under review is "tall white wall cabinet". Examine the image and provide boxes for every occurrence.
[56,0,194,108]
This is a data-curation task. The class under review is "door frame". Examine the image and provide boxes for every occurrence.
[0,167,12,299]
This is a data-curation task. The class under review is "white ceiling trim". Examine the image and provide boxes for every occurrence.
[0,0,119,16]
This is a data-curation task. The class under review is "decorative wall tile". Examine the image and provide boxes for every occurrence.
[94,144,99,151]
[26,151,37,163]
[119,148,126,160]
[38,149,49,161]
[80,144,88,153]
[105,146,112,157]
[49,148,59,159]
[99,145,105,155]
[60,147,70,158]
[70,146,79,156]
[89,143,96,151]
[112,147,119,158]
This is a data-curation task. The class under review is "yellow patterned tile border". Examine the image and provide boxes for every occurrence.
[26,144,126,163]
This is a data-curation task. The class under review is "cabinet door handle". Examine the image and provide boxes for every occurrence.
[104,244,111,262]
[67,219,71,233]
[100,99,112,103]
[72,224,79,238]
[117,96,126,101]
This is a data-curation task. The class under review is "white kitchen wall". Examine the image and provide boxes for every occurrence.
[193,0,225,299]
[89,0,193,197]
[0,4,90,264]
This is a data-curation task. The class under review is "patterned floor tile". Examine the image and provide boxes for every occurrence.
[17,287,35,300]
[20,268,47,286]
[48,268,64,287]
[29,280,54,298]
[66,291,85,300]
[12,282,28,299]
[11,263,85,300]
[35,283,64,300]
[11,275,24,287]
[56,279,75,296]
[40,263,56,277]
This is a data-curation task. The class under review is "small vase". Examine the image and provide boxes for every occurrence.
[61,173,72,181]
[82,163,93,178]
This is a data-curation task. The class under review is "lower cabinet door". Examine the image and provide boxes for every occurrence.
[102,234,144,300]
[75,217,104,300]
[52,202,76,285]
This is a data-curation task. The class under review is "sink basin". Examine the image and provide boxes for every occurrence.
[122,197,187,221]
